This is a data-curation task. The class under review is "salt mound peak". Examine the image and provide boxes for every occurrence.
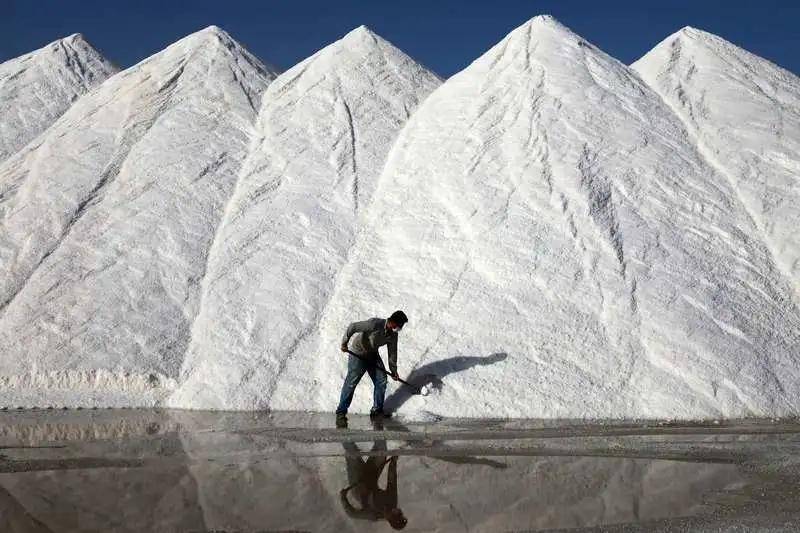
[633,23,800,298]
[524,14,568,29]
[645,24,798,78]
[175,24,233,45]
[167,25,255,56]
[167,25,442,410]
[457,13,625,80]
[60,32,88,44]
[0,26,278,409]
[513,14,583,41]
[312,16,800,419]
[3,17,800,420]
[122,24,278,82]
[337,24,421,54]
[673,25,749,48]
[261,24,441,115]
[3,32,95,64]
[342,24,376,40]
[304,23,425,64]
[336,24,404,53]
[674,25,707,37]
[198,24,225,35]
[0,32,117,162]
[187,24,248,49]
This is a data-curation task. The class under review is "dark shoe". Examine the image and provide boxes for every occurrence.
[369,409,391,419]
[335,413,348,428]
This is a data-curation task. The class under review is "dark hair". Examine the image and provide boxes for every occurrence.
[388,310,408,325]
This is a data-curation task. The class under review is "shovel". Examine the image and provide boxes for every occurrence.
[345,350,428,395]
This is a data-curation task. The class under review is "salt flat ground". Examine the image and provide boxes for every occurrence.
[0,410,799,532]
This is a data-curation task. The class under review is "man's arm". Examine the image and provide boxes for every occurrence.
[387,334,398,375]
[341,320,373,350]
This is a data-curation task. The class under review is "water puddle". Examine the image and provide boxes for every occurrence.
[1,410,798,532]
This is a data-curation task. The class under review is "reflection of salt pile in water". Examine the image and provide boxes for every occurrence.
[0,410,743,532]
[0,484,53,533]
[170,414,748,530]
[0,432,208,532]
[0,448,747,531]
[0,409,178,446]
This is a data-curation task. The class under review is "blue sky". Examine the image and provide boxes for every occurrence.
[2,0,798,77]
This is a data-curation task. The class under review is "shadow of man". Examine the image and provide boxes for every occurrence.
[340,439,407,530]
[385,352,508,413]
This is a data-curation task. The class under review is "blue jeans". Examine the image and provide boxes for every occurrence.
[336,352,387,414]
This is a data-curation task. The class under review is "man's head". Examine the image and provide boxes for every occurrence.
[385,507,407,529]
[387,310,408,333]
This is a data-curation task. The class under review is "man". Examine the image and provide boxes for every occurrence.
[336,310,408,424]
[340,440,407,530]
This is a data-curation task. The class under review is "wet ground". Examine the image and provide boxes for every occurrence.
[1,410,799,532]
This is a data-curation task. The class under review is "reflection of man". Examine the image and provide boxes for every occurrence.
[340,441,407,530]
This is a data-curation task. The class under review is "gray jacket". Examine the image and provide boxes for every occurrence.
[342,317,398,374]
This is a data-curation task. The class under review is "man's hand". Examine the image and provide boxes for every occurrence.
[341,344,349,353]
[390,371,400,381]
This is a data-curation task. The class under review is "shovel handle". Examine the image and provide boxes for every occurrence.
[345,350,422,394]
